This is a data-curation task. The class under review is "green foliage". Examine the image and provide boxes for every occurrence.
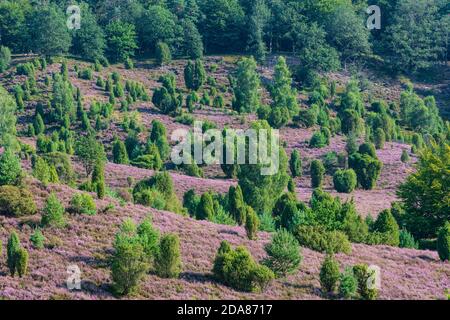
[155,42,172,66]
[112,138,130,164]
[28,5,71,57]
[371,209,400,246]
[0,46,11,72]
[228,185,246,225]
[69,193,97,215]
[0,85,18,150]
[155,233,182,278]
[374,128,386,149]
[289,150,302,178]
[196,192,215,220]
[320,254,340,294]
[397,143,449,239]
[149,120,170,160]
[333,169,357,193]
[133,172,183,214]
[353,264,378,300]
[245,206,259,240]
[310,160,325,188]
[437,222,450,261]
[0,149,22,186]
[0,186,37,217]
[212,242,274,293]
[263,229,301,278]
[294,225,352,254]
[7,231,20,276]
[184,59,206,91]
[232,57,261,113]
[400,149,410,163]
[137,217,160,261]
[105,20,137,63]
[349,151,382,190]
[41,193,66,228]
[152,73,181,115]
[15,247,28,277]
[30,229,45,250]
[183,189,200,217]
[75,134,106,176]
[237,121,289,215]
[112,220,149,296]
[43,152,74,184]
[399,229,418,249]
[182,19,203,59]
[339,267,358,299]
[33,156,51,186]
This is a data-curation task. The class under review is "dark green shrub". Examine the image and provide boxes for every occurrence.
[183,189,200,217]
[353,264,378,300]
[289,150,302,178]
[309,131,327,148]
[437,222,450,261]
[41,193,66,228]
[372,209,400,246]
[112,138,129,164]
[112,220,149,295]
[245,206,259,240]
[400,149,410,163]
[374,128,386,149]
[196,192,215,220]
[155,42,172,66]
[310,160,325,188]
[320,254,340,294]
[30,229,45,249]
[0,149,22,186]
[125,57,134,69]
[399,229,418,249]
[348,152,382,190]
[294,225,352,254]
[155,233,182,278]
[33,156,50,186]
[228,185,246,225]
[213,243,274,293]
[43,152,74,184]
[0,186,37,217]
[333,169,357,193]
[69,193,97,215]
[15,248,28,277]
[0,46,11,72]
[7,231,20,276]
[263,229,301,277]
[137,218,160,262]
[339,267,357,299]
[134,188,166,210]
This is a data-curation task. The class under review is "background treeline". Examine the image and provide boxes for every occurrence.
[0,0,449,75]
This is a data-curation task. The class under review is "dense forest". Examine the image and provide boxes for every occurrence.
[0,0,449,301]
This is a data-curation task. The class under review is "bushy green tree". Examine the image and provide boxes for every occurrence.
[197,192,215,220]
[155,233,182,278]
[349,151,382,190]
[397,143,449,239]
[289,150,302,178]
[113,138,129,164]
[184,59,206,91]
[0,149,21,186]
[237,121,289,215]
[372,209,400,246]
[15,247,28,277]
[212,242,274,293]
[228,185,246,225]
[320,254,340,294]
[105,20,137,63]
[339,267,357,299]
[149,120,170,160]
[437,221,450,262]
[353,264,378,300]
[41,193,65,228]
[112,220,149,295]
[0,85,18,150]
[263,229,301,278]
[69,193,97,215]
[374,128,386,149]
[245,206,259,240]
[0,46,11,72]
[0,186,37,217]
[7,231,20,276]
[310,160,325,188]
[333,169,357,193]
[155,42,172,66]
[399,229,418,249]
[28,5,71,57]
[232,57,261,113]
[71,4,106,60]
[75,134,106,176]
[182,19,203,59]
[30,229,45,250]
